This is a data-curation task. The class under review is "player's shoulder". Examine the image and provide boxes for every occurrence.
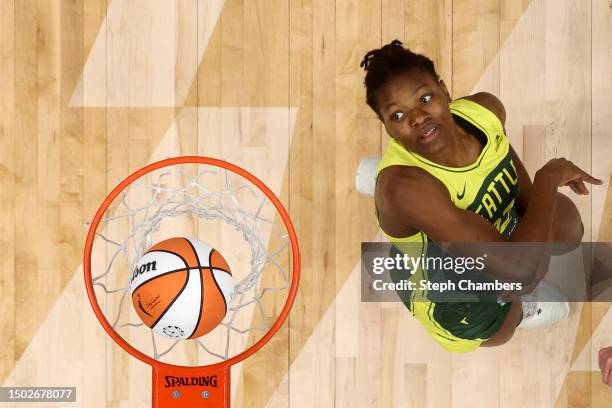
[459,92,506,126]
[377,165,434,191]
[376,165,447,210]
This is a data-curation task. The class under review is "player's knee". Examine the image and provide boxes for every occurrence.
[551,193,583,243]
[481,302,521,347]
[481,325,516,347]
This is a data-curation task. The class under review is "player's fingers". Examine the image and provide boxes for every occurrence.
[600,348,612,368]
[567,180,588,195]
[562,166,602,187]
[604,359,612,384]
[606,365,612,386]
[574,180,589,195]
[578,170,603,185]
[566,181,582,195]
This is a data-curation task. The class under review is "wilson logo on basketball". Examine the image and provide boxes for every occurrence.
[164,375,218,388]
[131,261,157,283]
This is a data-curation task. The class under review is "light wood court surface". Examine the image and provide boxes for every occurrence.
[0,0,611,406]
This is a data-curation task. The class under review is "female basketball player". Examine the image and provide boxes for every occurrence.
[361,40,603,353]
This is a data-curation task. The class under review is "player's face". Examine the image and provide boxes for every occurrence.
[376,69,453,157]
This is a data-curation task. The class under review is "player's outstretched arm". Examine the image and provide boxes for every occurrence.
[376,161,601,287]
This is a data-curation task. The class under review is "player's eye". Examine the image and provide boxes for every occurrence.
[391,112,404,121]
[420,94,432,104]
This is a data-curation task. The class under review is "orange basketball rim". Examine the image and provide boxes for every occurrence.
[83,156,300,407]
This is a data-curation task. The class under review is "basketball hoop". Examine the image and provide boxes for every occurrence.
[83,156,300,407]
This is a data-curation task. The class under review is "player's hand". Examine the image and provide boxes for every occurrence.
[537,158,603,195]
[599,347,612,386]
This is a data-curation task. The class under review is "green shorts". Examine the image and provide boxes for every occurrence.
[389,244,513,346]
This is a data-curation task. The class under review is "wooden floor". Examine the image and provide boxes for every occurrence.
[0,0,611,406]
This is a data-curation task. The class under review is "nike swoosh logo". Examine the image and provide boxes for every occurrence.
[456,182,466,200]
[460,316,469,325]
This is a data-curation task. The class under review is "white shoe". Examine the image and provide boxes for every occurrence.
[355,157,381,197]
[517,280,570,329]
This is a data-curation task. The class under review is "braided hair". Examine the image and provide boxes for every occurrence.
[360,40,439,116]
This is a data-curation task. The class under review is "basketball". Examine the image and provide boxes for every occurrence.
[129,237,235,340]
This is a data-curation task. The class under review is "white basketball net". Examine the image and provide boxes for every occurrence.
[88,162,292,365]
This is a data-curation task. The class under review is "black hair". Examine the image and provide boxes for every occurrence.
[360,40,439,116]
